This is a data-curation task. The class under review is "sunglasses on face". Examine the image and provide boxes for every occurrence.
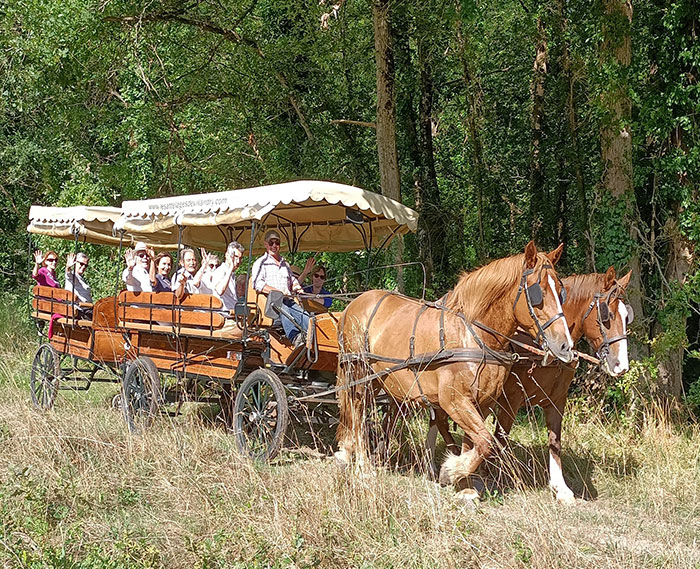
[313,273,326,279]
[267,240,280,246]
[136,252,148,258]
[77,261,88,267]
[46,258,57,263]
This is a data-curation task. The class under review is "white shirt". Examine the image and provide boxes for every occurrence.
[199,270,216,296]
[65,271,93,303]
[251,253,300,296]
[122,265,152,292]
[172,268,199,295]
[212,264,238,314]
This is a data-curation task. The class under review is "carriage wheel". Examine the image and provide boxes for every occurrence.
[233,369,289,461]
[121,357,161,434]
[30,344,60,409]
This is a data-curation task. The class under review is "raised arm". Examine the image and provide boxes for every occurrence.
[65,252,76,275]
[297,256,316,285]
[32,250,44,279]
[122,249,136,280]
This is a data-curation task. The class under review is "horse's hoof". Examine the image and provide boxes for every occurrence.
[455,488,480,508]
[333,450,349,469]
[556,491,577,505]
[439,453,459,486]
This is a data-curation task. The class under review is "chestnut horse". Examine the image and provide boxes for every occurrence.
[426,267,632,503]
[335,242,574,502]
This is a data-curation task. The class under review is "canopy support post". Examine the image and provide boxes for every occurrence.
[70,228,79,322]
[243,221,256,339]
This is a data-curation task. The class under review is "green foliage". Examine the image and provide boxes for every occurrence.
[1,0,699,404]
[685,377,700,416]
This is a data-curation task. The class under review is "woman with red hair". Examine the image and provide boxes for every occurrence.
[31,250,60,288]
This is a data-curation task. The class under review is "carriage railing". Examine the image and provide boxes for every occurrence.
[117,291,231,337]
[31,285,92,329]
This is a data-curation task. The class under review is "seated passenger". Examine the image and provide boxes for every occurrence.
[235,274,247,299]
[65,252,93,303]
[122,242,154,292]
[32,250,60,288]
[199,254,220,296]
[150,252,173,293]
[172,247,211,299]
[298,258,332,310]
[252,230,309,347]
[213,241,244,317]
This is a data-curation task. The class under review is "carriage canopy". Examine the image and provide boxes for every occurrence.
[114,180,418,253]
[27,205,126,246]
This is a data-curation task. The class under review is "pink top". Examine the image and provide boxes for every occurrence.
[33,267,60,288]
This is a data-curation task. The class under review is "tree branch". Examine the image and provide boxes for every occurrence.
[330,119,377,129]
[105,10,314,140]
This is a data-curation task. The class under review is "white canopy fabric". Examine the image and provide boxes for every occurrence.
[27,206,128,246]
[115,180,418,253]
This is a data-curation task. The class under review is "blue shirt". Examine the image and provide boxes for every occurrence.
[303,285,332,308]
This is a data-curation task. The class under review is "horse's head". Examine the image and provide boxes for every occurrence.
[513,242,574,363]
[581,267,632,377]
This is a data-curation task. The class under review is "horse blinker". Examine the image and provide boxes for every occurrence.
[526,282,543,307]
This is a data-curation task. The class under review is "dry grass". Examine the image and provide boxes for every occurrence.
[0,309,698,567]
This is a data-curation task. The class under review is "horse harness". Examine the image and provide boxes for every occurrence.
[581,283,634,362]
[334,292,518,414]
[311,260,567,404]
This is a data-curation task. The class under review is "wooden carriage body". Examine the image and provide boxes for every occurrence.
[32,285,126,366]
[32,285,342,382]
[27,181,417,459]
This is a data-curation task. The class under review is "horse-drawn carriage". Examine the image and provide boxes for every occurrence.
[27,181,418,460]
[27,181,633,502]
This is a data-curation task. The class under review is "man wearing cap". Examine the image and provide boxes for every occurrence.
[122,242,154,292]
[251,230,309,346]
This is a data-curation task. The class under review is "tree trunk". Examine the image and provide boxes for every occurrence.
[530,16,548,243]
[655,219,692,399]
[372,0,403,291]
[600,0,644,353]
[454,4,486,259]
[373,0,401,203]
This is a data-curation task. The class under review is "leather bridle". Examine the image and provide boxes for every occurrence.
[512,261,567,353]
[581,284,633,362]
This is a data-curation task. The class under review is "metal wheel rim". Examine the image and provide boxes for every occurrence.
[235,380,284,459]
[122,363,156,432]
[30,345,59,409]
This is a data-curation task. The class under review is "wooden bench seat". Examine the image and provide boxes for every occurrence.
[123,320,243,340]
[32,285,91,326]
[117,291,249,339]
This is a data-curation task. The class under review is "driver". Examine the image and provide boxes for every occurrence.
[251,230,309,347]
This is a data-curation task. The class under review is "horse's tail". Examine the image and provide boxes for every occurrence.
[336,308,351,445]
[334,304,372,460]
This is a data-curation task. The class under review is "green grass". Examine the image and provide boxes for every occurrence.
[1,296,699,568]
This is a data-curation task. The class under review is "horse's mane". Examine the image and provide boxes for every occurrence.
[562,273,607,305]
[445,252,543,320]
